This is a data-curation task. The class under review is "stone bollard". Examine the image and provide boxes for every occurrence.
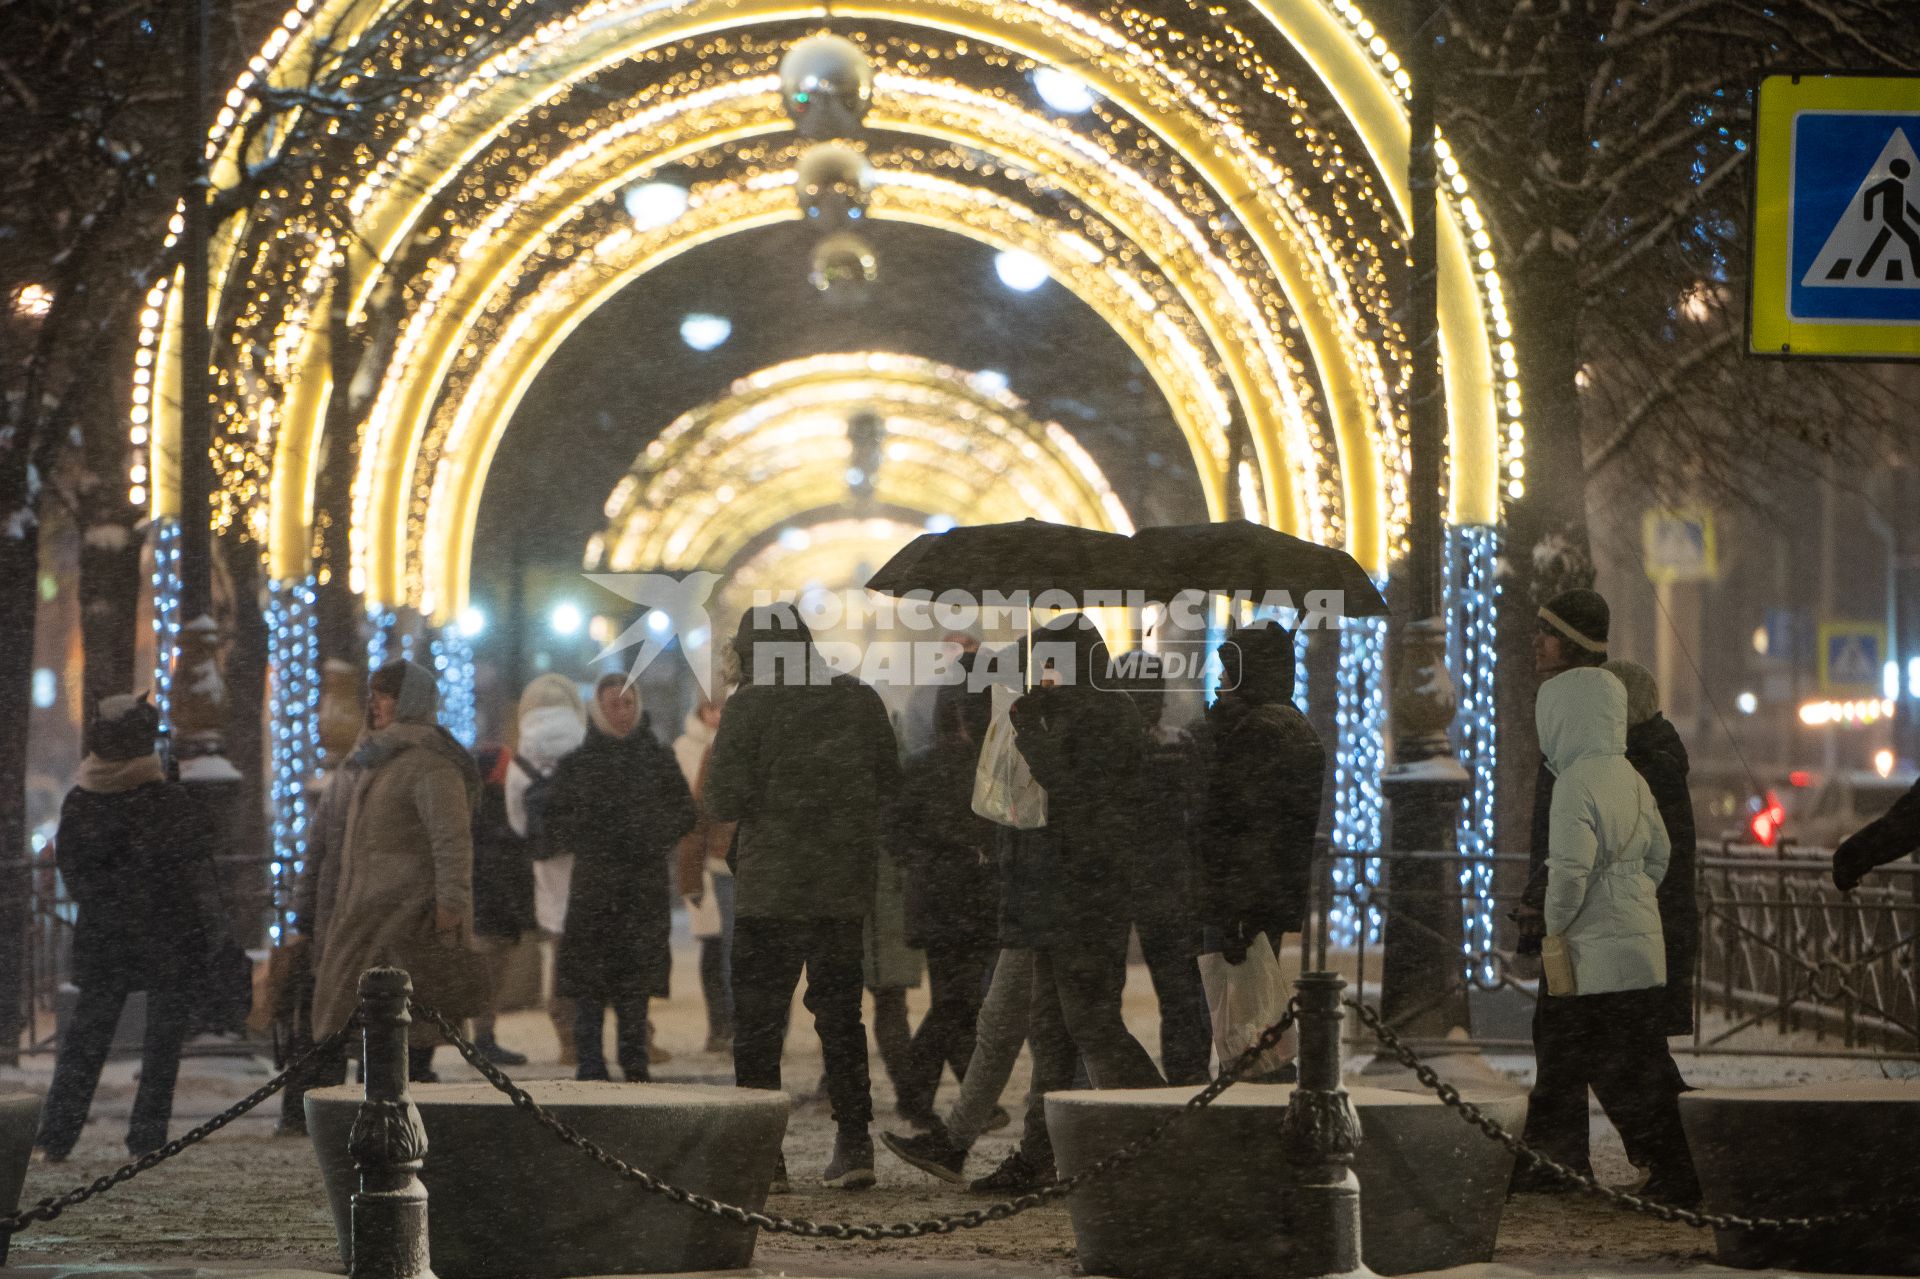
[1283,972,1374,1279]
[349,967,435,1279]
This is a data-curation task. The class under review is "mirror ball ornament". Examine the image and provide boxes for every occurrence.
[779,34,873,140]
[796,143,873,229]
[810,232,879,298]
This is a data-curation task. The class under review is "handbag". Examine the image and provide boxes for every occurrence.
[246,938,305,1036]
[1197,933,1296,1078]
[1541,935,1576,997]
[970,683,1048,829]
[686,868,724,939]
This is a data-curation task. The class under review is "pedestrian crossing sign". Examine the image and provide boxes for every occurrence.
[1750,73,1920,360]
[1817,621,1886,697]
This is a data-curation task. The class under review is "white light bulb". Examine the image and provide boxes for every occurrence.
[624,181,689,231]
[457,606,486,638]
[1032,67,1097,114]
[994,250,1049,293]
[550,602,584,636]
[680,313,731,351]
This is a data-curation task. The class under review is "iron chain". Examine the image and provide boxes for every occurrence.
[1344,996,1920,1233]
[0,1022,356,1236]
[413,997,1297,1240]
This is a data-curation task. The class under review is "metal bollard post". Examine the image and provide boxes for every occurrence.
[349,967,436,1279]
[1283,972,1374,1279]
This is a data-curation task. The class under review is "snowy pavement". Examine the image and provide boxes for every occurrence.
[4,928,1915,1277]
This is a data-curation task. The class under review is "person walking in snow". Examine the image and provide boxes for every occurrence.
[545,674,695,1080]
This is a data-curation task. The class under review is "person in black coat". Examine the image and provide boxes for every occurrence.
[1196,622,1325,963]
[470,747,538,1065]
[1009,613,1165,1162]
[1125,658,1213,1086]
[1834,779,1920,890]
[886,660,999,1126]
[1603,661,1699,1037]
[37,694,218,1161]
[546,675,696,1081]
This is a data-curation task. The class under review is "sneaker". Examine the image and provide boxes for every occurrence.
[823,1129,877,1190]
[969,1148,1053,1195]
[477,1038,528,1067]
[882,1126,968,1184]
[982,1105,1012,1133]
[768,1154,792,1195]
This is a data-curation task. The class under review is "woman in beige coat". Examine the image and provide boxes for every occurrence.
[311,659,483,1067]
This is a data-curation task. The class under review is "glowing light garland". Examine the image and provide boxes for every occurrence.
[431,630,478,748]
[1446,524,1500,982]
[1331,607,1387,946]
[266,576,319,937]
[149,519,183,733]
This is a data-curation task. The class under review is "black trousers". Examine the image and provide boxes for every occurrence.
[731,917,872,1130]
[896,939,994,1119]
[575,995,650,1082]
[1023,931,1166,1168]
[1521,987,1695,1177]
[38,984,190,1158]
[1136,922,1213,1086]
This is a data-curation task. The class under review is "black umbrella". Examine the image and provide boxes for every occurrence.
[1127,520,1388,617]
[864,518,1139,601]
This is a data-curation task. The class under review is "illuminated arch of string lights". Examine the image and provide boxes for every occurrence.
[131,0,1523,596]
[591,351,1133,577]
[127,0,1524,950]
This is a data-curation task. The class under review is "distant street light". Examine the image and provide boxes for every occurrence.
[680,313,732,351]
[1735,691,1758,715]
[1032,67,1097,114]
[550,601,584,636]
[457,605,487,638]
[994,250,1048,292]
[624,181,689,231]
[972,369,1010,395]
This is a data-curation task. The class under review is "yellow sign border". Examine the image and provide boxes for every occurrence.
[1641,507,1718,584]
[1816,620,1887,696]
[1750,73,1920,360]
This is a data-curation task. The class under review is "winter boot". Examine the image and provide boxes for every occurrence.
[476,1034,528,1067]
[882,1123,968,1184]
[823,1127,877,1189]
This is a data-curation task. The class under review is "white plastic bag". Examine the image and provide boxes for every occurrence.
[970,683,1048,829]
[1197,933,1296,1078]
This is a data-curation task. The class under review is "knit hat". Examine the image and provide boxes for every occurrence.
[1601,659,1660,727]
[88,693,160,762]
[1538,588,1609,657]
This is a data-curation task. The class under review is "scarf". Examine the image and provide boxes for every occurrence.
[76,752,165,794]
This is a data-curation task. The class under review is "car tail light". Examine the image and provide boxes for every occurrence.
[1788,770,1813,788]
[1750,790,1786,847]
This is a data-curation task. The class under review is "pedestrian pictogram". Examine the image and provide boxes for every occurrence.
[1801,130,1920,286]
[1749,73,1920,360]
[1817,621,1885,697]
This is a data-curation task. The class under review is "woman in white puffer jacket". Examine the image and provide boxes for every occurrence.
[1531,666,1699,1206]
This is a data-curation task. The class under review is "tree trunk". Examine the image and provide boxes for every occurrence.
[0,510,41,1063]
[79,503,145,719]
[221,534,271,947]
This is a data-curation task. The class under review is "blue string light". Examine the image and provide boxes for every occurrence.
[1330,604,1386,946]
[431,629,477,747]
[149,519,182,733]
[265,576,320,939]
[1448,525,1501,984]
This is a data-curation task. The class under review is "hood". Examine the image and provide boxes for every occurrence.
[1221,621,1296,706]
[1536,666,1628,777]
[351,720,482,802]
[1625,711,1689,779]
[1601,659,1660,728]
[369,659,440,726]
[519,672,583,723]
[1031,612,1107,686]
[518,703,585,771]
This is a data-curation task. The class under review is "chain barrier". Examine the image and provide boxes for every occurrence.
[1344,996,1920,1233]
[0,1022,356,1236]
[413,997,1296,1241]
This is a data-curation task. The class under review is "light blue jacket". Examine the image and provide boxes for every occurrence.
[1540,667,1671,995]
